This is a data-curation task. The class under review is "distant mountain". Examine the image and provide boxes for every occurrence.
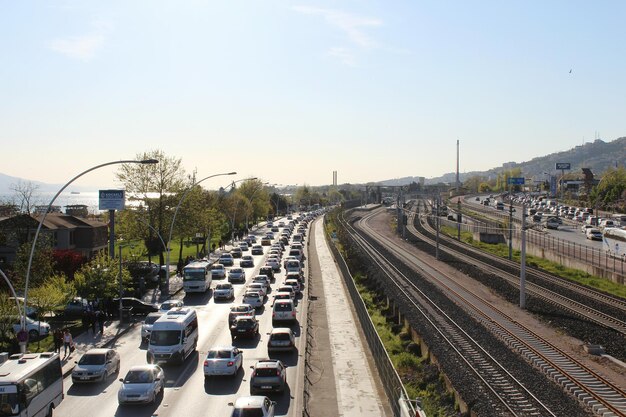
[0,172,93,195]
[380,136,626,186]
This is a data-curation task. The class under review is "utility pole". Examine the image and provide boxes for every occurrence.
[520,202,527,309]
[508,186,514,260]
[457,198,461,241]
[436,195,440,260]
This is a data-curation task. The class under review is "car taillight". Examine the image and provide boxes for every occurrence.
[292,311,296,316]
[276,370,281,376]
[203,360,208,366]
[227,361,234,367]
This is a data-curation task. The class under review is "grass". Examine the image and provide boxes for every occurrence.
[439,225,626,299]
[115,238,213,264]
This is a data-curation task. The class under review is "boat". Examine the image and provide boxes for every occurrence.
[70,191,80,194]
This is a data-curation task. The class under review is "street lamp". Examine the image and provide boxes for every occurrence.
[22,158,158,339]
[164,171,237,298]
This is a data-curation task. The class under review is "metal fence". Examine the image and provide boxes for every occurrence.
[325,220,416,417]
[432,213,626,280]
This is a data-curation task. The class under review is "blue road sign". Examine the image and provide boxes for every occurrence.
[507,177,525,185]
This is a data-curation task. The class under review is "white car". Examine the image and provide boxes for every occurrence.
[265,258,280,272]
[203,346,243,377]
[118,365,165,405]
[247,283,267,298]
[211,264,226,279]
[271,300,297,324]
[141,312,165,340]
[252,275,270,289]
[228,268,246,284]
[242,291,264,308]
[230,396,276,417]
[12,317,50,340]
[72,348,120,383]
[214,282,235,301]
[283,279,301,294]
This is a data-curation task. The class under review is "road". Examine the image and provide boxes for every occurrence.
[56,216,308,417]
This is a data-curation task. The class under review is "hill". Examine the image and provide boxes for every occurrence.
[380,136,626,186]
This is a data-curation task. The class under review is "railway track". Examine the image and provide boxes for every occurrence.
[346,206,626,417]
[412,201,626,336]
[340,210,557,416]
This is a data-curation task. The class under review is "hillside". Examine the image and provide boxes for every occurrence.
[381,136,626,186]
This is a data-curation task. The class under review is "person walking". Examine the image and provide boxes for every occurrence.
[63,329,73,358]
[53,329,62,353]
[97,310,105,334]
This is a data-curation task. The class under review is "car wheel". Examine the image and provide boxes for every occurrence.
[45,405,54,417]
[28,329,39,339]
[115,361,120,373]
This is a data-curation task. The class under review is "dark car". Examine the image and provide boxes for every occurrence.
[230,316,259,340]
[126,261,160,283]
[114,297,159,315]
[250,359,287,395]
[231,248,243,258]
[258,266,274,282]
[63,297,89,316]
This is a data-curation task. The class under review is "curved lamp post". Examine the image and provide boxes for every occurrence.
[165,171,237,298]
[22,158,158,338]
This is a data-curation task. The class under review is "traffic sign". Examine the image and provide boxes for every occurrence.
[507,177,525,185]
[555,162,571,170]
[16,329,27,343]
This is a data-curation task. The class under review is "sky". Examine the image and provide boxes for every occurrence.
[1,0,625,190]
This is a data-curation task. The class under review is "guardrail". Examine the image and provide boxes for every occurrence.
[325,214,416,417]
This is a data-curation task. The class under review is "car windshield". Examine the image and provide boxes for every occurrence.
[207,350,232,359]
[232,407,265,417]
[183,269,206,281]
[144,315,161,325]
[78,353,106,365]
[150,330,181,346]
[216,284,231,290]
[123,370,154,384]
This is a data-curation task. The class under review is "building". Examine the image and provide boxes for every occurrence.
[0,213,108,265]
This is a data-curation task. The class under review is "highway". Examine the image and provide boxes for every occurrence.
[55,217,308,417]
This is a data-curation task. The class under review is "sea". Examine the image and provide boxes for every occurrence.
[0,191,150,215]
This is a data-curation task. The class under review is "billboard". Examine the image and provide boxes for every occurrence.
[555,162,571,170]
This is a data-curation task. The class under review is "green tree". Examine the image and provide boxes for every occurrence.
[116,150,187,266]
[74,253,132,300]
[11,238,55,290]
[590,167,626,211]
[0,294,19,351]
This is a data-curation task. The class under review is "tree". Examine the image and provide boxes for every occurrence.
[74,253,133,300]
[0,294,19,351]
[590,167,626,211]
[10,180,41,215]
[29,275,74,323]
[53,249,86,280]
[116,150,187,266]
[11,238,55,290]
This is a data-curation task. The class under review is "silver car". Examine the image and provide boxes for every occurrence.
[203,346,243,377]
[72,348,120,383]
[214,282,235,301]
[118,364,165,405]
[228,268,246,284]
[141,312,165,340]
[230,396,276,417]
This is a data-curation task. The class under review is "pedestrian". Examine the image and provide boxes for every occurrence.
[81,311,89,334]
[90,310,96,334]
[63,329,73,358]
[53,329,62,353]
[97,310,104,334]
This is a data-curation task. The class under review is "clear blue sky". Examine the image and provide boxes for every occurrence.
[1,1,625,188]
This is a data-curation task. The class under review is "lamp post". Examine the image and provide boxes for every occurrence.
[165,171,237,298]
[22,158,158,338]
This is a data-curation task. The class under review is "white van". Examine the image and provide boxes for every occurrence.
[147,307,198,365]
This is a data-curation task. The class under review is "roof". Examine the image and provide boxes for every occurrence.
[82,348,110,355]
[234,396,267,408]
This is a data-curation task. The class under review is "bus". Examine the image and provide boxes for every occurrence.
[182,260,212,293]
[0,352,63,417]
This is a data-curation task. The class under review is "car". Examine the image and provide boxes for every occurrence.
[276,285,295,300]
[214,282,235,301]
[8,297,38,319]
[586,228,603,241]
[219,253,235,267]
[271,226,279,233]
[211,263,227,279]
[267,328,296,352]
[278,221,285,227]
[252,275,271,288]
[285,271,303,284]
[159,299,184,312]
[271,300,296,324]
[203,346,243,377]
[239,242,249,252]
[72,348,120,383]
[230,315,259,340]
[249,359,287,394]
[126,261,160,283]
[63,297,89,316]
[228,304,256,325]
[272,292,293,303]
[259,266,274,281]
[265,258,280,272]
[266,221,274,228]
[231,247,243,258]
[546,218,560,230]
[12,317,51,340]
[242,291,264,309]
[581,224,594,233]
[141,312,165,340]
[118,364,165,405]
[265,232,275,239]
[261,237,272,246]
[251,245,264,255]
[114,297,159,315]
[283,279,301,294]
[283,256,298,269]
[247,283,267,298]
[240,255,254,268]
[228,268,246,284]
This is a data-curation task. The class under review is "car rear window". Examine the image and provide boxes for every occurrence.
[271,333,291,341]
[274,303,292,311]
[207,350,232,359]
[255,368,277,377]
